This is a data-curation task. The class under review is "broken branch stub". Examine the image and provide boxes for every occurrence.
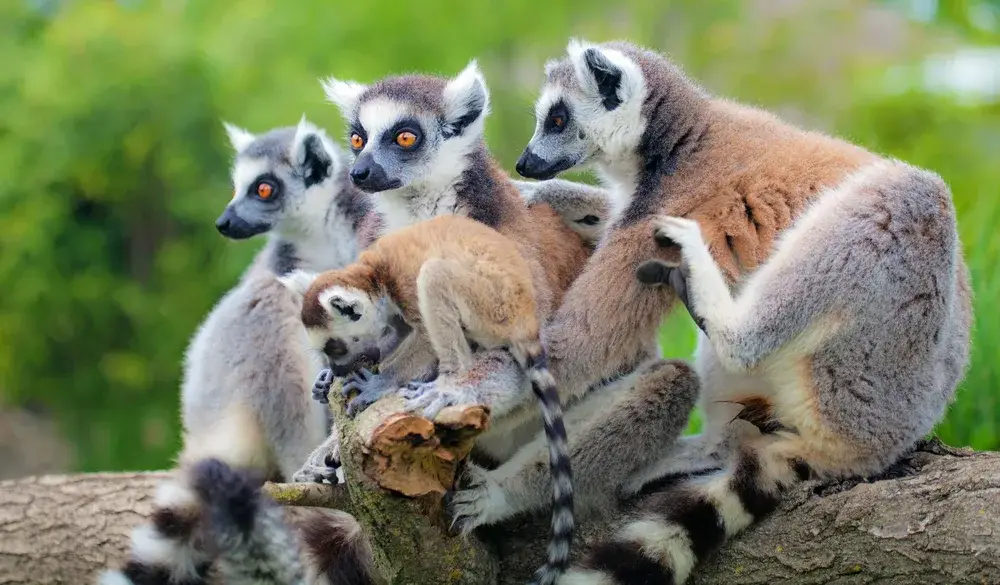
[351,394,491,497]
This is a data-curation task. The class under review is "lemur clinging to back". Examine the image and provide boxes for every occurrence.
[280,213,579,585]
[99,117,381,585]
[311,60,598,422]
[449,39,971,584]
[293,61,699,565]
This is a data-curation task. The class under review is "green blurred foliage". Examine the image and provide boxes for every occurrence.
[0,0,996,472]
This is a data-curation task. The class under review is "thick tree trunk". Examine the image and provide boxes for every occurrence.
[1,444,997,584]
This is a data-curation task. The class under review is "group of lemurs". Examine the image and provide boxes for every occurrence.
[98,38,972,585]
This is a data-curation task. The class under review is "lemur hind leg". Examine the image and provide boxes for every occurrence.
[446,359,699,533]
[403,258,537,419]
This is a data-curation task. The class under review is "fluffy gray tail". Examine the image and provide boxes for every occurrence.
[523,349,575,585]
[98,459,379,585]
[560,440,806,585]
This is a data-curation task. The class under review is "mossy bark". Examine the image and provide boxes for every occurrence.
[328,393,497,585]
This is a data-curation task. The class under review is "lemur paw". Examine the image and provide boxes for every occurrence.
[292,442,342,485]
[342,368,395,418]
[444,464,508,535]
[400,376,479,420]
[653,216,705,257]
[312,368,334,404]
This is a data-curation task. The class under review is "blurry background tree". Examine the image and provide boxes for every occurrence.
[0,0,996,475]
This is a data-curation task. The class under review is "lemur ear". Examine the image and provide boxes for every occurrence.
[291,115,332,188]
[566,40,630,111]
[328,294,363,323]
[222,121,255,152]
[320,76,367,117]
[277,269,317,298]
[441,60,490,139]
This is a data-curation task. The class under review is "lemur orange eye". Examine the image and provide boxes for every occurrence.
[256,182,274,199]
[552,116,564,127]
[395,131,417,148]
[350,133,365,150]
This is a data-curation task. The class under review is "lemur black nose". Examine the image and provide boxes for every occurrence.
[350,166,371,185]
[514,150,531,177]
[323,338,348,359]
[215,216,231,234]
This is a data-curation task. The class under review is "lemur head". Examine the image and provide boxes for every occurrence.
[216,116,342,240]
[278,269,410,374]
[517,39,656,181]
[320,61,490,194]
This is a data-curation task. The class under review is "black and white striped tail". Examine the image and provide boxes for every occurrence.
[525,350,575,585]
[560,443,806,585]
[97,468,212,585]
[188,458,307,585]
[99,458,379,585]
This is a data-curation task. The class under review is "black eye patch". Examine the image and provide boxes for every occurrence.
[544,101,570,134]
[381,118,424,152]
[247,172,282,201]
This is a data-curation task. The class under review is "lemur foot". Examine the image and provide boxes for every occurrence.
[400,375,480,420]
[653,216,704,251]
[444,464,508,535]
[644,216,710,333]
[312,368,334,404]
[291,441,342,485]
[342,368,396,418]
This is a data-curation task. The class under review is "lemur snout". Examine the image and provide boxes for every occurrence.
[515,149,574,181]
[323,338,348,359]
[215,207,269,240]
[349,154,401,192]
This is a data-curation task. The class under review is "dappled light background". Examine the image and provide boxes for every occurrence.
[1,0,997,476]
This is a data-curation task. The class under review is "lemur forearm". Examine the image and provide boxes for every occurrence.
[544,226,676,400]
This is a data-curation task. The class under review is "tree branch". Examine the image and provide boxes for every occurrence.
[1,433,997,584]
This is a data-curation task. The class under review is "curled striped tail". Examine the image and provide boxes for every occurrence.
[188,458,307,585]
[524,349,575,585]
[97,468,213,585]
[561,434,807,585]
[99,458,380,585]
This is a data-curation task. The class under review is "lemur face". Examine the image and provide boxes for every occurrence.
[320,61,489,194]
[278,270,410,374]
[216,117,336,240]
[518,40,648,180]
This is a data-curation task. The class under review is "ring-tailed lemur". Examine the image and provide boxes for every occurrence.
[280,213,581,585]
[287,61,699,581]
[471,39,968,584]
[99,117,384,585]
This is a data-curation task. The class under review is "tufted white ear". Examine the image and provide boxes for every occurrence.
[441,60,490,138]
[290,114,320,165]
[277,269,317,298]
[565,39,643,110]
[223,121,255,152]
[320,76,368,116]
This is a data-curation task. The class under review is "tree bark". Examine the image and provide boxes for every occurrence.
[1,445,997,584]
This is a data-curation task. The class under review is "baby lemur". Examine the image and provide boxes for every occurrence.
[281,213,577,585]
[99,117,381,585]
[492,39,971,584]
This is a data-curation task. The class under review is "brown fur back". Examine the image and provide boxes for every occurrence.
[654,101,877,279]
[482,160,593,318]
[315,214,537,325]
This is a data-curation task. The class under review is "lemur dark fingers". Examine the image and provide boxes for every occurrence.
[634,259,708,334]
[292,440,342,485]
[312,368,334,404]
